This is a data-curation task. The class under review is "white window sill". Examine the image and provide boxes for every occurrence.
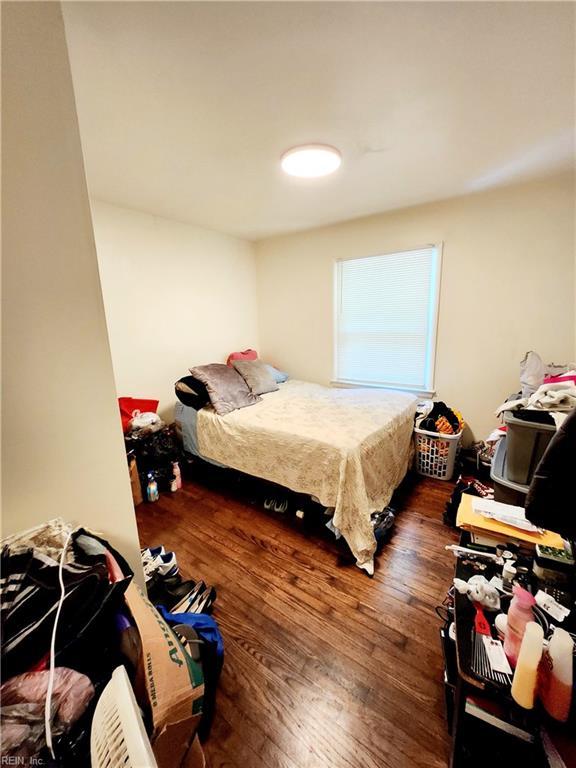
[330,380,436,399]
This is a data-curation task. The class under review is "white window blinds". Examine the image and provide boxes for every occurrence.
[335,246,441,391]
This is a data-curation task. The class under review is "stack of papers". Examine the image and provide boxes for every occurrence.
[471,498,541,533]
[456,494,564,548]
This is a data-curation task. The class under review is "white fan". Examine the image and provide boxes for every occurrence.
[91,666,157,768]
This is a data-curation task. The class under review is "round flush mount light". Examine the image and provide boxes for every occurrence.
[281,144,341,178]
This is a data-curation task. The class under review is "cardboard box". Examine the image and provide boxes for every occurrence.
[182,735,206,768]
[128,454,143,506]
[124,582,204,768]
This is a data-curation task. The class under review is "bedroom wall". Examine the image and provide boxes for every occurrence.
[91,201,259,420]
[2,2,143,580]
[255,173,575,441]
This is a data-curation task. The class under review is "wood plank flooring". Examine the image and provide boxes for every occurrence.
[136,472,458,768]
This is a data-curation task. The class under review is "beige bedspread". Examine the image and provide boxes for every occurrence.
[196,380,417,569]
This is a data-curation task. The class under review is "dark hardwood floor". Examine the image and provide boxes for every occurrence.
[136,472,458,768]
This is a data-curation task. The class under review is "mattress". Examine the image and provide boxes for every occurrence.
[190,380,417,572]
[174,401,224,466]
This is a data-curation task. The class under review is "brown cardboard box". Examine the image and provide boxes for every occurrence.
[182,735,205,768]
[124,582,204,768]
[128,454,143,506]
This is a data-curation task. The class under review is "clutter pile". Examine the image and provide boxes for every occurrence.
[141,546,223,743]
[470,353,575,477]
[415,400,465,435]
[440,491,576,752]
[119,396,182,503]
[414,400,465,481]
[444,475,494,527]
[1,519,134,763]
[1,519,221,766]
[497,351,576,428]
[471,426,506,471]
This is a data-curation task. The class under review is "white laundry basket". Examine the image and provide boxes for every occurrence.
[414,427,462,481]
[91,665,157,768]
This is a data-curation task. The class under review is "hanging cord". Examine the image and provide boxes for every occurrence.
[44,530,73,759]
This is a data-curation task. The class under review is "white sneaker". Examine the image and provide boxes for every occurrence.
[144,551,178,581]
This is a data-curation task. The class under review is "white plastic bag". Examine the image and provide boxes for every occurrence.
[520,351,545,398]
[129,410,161,430]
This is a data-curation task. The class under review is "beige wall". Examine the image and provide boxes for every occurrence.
[91,201,259,420]
[2,2,143,580]
[255,174,575,441]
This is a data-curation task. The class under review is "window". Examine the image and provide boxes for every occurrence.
[334,245,441,393]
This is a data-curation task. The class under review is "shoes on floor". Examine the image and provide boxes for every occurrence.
[171,580,207,613]
[264,496,289,514]
[141,545,165,569]
[142,547,179,581]
[142,544,217,614]
[152,577,218,615]
[184,585,217,615]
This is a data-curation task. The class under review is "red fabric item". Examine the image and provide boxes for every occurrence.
[118,397,159,433]
[28,653,49,673]
[543,374,576,385]
[226,349,258,367]
[104,548,125,584]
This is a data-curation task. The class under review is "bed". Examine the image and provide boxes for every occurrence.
[174,380,417,574]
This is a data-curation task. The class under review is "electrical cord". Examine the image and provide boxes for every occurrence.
[44,530,73,760]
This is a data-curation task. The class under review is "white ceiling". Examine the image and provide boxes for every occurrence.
[63,2,575,241]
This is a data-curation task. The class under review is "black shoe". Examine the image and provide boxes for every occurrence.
[171,580,207,613]
[186,585,217,615]
[147,574,201,611]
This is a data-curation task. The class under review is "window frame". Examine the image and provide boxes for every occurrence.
[332,243,443,397]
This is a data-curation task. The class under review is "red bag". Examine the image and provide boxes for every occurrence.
[226,349,258,367]
[118,397,159,433]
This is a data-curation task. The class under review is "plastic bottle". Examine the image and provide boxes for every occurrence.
[504,585,535,667]
[146,472,159,502]
[511,621,544,709]
[172,461,182,490]
[539,627,574,722]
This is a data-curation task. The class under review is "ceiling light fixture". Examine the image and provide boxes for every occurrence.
[281,144,341,178]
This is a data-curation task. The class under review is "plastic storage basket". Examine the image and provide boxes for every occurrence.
[91,666,157,768]
[502,410,556,485]
[414,427,462,481]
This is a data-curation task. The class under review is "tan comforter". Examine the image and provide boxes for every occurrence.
[196,380,417,569]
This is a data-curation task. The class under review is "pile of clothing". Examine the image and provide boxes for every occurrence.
[496,380,576,428]
[415,400,465,435]
[1,519,134,763]
[1,521,226,763]
[499,351,576,427]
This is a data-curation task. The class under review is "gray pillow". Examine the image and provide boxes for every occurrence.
[232,359,279,395]
[189,363,261,416]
